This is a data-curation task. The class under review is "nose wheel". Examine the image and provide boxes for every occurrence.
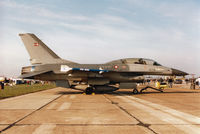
[85,87,94,95]
[133,88,139,94]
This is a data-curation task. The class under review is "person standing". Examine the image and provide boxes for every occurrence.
[185,79,189,85]
[0,82,4,90]
[190,78,196,89]
[195,77,200,89]
[168,78,173,88]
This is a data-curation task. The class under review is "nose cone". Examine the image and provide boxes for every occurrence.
[171,68,188,76]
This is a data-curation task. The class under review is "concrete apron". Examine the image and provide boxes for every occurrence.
[0,87,200,134]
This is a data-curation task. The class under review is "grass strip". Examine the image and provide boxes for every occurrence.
[0,84,56,99]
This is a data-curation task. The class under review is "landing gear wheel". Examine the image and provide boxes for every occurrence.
[85,87,94,95]
[133,88,139,94]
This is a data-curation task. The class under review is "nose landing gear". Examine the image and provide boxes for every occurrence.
[132,88,139,94]
[132,86,164,94]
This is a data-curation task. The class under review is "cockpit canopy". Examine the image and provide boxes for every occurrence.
[107,58,161,66]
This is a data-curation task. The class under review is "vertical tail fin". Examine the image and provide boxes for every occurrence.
[19,33,74,65]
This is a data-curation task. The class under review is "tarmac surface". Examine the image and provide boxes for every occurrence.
[0,84,200,134]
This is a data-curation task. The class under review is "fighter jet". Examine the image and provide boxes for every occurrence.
[19,33,188,94]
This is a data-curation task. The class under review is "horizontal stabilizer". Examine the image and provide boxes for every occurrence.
[19,70,52,79]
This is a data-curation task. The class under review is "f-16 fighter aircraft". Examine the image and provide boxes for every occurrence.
[19,33,188,94]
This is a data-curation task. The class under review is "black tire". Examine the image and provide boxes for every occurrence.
[85,87,94,95]
[133,88,138,94]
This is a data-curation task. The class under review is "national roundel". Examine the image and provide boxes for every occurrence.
[114,65,119,69]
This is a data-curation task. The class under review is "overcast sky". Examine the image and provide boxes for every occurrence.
[0,0,200,77]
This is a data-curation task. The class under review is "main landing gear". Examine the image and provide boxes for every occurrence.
[132,86,164,94]
[85,86,95,95]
